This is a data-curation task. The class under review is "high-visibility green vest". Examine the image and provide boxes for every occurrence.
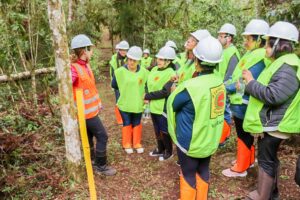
[167,73,226,158]
[177,60,195,85]
[115,66,149,113]
[243,53,300,134]
[173,52,186,69]
[140,57,153,68]
[229,48,271,104]
[147,66,175,114]
[109,54,126,79]
[218,45,241,80]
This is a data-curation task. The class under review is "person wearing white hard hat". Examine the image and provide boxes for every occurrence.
[112,46,149,154]
[175,29,211,84]
[167,36,225,200]
[217,23,241,146]
[109,40,129,125]
[165,40,185,70]
[222,19,271,178]
[70,34,116,176]
[144,46,176,161]
[242,21,299,200]
[140,49,153,69]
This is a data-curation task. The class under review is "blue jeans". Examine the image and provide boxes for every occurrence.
[119,110,142,127]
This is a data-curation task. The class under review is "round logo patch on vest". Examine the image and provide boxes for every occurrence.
[210,85,225,119]
[138,78,143,85]
[154,76,160,81]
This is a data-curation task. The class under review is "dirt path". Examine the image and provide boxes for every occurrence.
[94,78,300,200]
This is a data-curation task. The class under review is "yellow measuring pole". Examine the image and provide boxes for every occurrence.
[75,89,97,200]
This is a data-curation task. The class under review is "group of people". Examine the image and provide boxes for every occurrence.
[70,18,300,200]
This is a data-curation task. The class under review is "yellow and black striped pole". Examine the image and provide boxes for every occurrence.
[76,89,97,200]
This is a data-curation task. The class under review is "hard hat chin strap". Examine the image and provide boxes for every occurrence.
[271,38,280,57]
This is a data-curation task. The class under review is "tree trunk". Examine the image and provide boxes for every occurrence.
[68,0,73,22]
[0,67,56,83]
[47,0,83,181]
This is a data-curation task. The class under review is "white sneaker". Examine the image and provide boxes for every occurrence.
[124,148,134,154]
[136,148,144,154]
[231,160,255,168]
[222,168,247,177]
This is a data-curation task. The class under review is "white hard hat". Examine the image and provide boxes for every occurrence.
[190,29,211,42]
[242,19,269,36]
[71,34,93,50]
[126,46,143,60]
[143,49,150,54]
[155,46,176,60]
[165,40,178,50]
[265,21,299,43]
[218,23,237,36]
[118,40,130,50]
[193,36,223,64]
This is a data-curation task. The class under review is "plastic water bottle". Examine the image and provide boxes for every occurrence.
[236,77,245,96]
[143,104,151,119]
[224,76,232,87]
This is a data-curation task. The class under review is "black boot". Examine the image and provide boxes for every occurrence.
[94,151,117,176]
[159,133,173,161]
[149,138,164,157]
[90,148,95,164]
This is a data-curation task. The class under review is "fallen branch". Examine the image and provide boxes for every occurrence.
[0,67,56,83]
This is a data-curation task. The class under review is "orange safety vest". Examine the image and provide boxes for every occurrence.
[72,63,102,119]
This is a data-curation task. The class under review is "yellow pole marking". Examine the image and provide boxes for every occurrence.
[76,89,97,200]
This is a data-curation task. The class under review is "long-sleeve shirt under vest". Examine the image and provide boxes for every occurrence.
[172,70,214,150]
[110,53,126,78]
[226,60,265,119]
[71,59,92,85]
[246,63,299,128]
[111,65,141,90]
[144,66,175,113]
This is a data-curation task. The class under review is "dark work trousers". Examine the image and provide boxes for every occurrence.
[258,133,283,177]
[119,110,142,127]
[86,115,108,156]
[150,113,168,135]
[114,89,120,103]
[258,133,283,198]
[177,147,211,188]
[234,116,254,149]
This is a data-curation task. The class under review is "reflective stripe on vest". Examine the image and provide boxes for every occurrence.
[72,63,101,119]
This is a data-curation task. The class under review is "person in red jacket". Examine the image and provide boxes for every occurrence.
[70,34,116,176]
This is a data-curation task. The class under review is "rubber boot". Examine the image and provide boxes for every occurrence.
[159,133,173,161]
[122,125,133,154]
[270,166,280,200]
[180,175,196,200]
[250,145,255,166]
[246,167,274,200]
[222,138,251,177]
[231,138,252,172]
[133,124,144,153]
[196,173,208,200]
[94,152,117,176]
[115,106,123,125]
[219,121,230,146]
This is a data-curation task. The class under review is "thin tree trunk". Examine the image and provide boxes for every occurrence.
[68,0,73,22]
[0,67,56,83]
[47,0,83,181]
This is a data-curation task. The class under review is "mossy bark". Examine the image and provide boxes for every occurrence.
[47,0,84,181]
